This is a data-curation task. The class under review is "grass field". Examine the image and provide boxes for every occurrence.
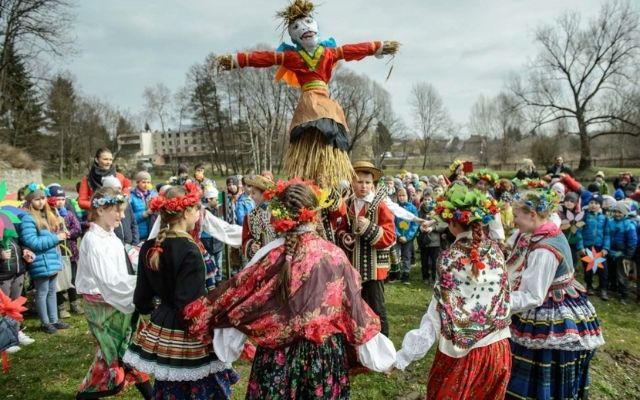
[2,265,639,400]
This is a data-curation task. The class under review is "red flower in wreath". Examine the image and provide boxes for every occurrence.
[272,218,297,233]
[298,208,317,223]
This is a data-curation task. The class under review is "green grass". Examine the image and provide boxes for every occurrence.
[3,265,639,399]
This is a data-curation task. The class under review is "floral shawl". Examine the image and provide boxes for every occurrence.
[184,232,380,349]
[435,234,511,349]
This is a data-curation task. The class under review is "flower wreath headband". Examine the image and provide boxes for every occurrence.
[149,181,201,215]
[263,177,333,233]
[434,183,499,225]
[513,189,559,214]
[470,170,499,185]
[24,183,48,197]
[91,194,127,209]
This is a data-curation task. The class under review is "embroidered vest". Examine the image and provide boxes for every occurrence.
[435,237,511,350]
[346,188,391,282]
[529,232,585,302]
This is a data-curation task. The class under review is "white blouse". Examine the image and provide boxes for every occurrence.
[212,328,396,373]
[75,223,137,314]
[148,207,242,247]
[509,248,558,314]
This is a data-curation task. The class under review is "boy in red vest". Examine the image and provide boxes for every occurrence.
[337,161,396,336]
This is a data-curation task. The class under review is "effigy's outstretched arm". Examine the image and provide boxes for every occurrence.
[217,50,286,71]
[337,40,400,61]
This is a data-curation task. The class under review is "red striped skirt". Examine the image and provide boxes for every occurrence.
[427,339,512,400]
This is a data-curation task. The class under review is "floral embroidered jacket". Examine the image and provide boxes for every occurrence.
[434,232,511,351]
[184,232,380,350]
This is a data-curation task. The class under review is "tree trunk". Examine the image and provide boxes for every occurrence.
[577,116,592,170]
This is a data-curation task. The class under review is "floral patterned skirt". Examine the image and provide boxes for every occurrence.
[77,299,149,399]
[246,334,350,400]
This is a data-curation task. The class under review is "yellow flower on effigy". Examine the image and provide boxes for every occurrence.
[442,210,453,220]
[399,221,409,230]
[316,188,334,209]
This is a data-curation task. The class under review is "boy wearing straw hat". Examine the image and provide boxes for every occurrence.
[337,160,396,336]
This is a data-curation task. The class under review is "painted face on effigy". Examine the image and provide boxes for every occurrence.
[288,16,319,51]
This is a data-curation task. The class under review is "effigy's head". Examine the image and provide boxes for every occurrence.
[277,0,318,48]
[288,16,318,48]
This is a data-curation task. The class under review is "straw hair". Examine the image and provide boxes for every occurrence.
[283,130,355,190]
[276,0,315,27]
[381,41,401,56]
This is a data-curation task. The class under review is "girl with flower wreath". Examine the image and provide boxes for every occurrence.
[75,187,152,399]
[395,183,512,399]
[183,180,396,399]
[506,190,604,399]
[123,184,239,400]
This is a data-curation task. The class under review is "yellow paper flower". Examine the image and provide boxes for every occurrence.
[316,188,334,209]
[399,221,409,230]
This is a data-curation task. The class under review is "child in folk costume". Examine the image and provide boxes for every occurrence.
[336,161,397,336]
[184,180,395,399]
[395,184,512,399]
[506,190,604,399]
[75,187,152,399]
[216,0,399,189]
[123,183,239,399]
[242,174,277,260]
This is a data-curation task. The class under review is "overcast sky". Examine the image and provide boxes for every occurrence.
[60,0,608,134]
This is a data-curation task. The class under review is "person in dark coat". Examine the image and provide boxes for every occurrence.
[546,156,573,178]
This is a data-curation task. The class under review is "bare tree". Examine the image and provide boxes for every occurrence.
[142,83,172,133]
[409,82,451,169]
[332,68,391,155]
[0,0,74,112]
[511,0,640,169]
[469,92,522,166]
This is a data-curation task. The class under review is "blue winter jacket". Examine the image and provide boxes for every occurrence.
[578,211,610,251]
[129,189,158,240]
[395,202,419,241]
[606,216,638,259]
[231,193,255,226]
[19,213,62,279]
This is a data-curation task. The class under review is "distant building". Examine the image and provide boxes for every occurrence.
[151,129,212,157]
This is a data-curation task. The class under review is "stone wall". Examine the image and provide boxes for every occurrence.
[0,161,43,194]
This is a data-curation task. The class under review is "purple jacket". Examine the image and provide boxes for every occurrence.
[62,210,82,263]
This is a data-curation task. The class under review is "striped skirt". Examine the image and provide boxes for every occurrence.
[506,342,595,399]
[123,320,235,383]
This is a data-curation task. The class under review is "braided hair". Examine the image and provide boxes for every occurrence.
[274,183,319,304]
[148,186,189,271]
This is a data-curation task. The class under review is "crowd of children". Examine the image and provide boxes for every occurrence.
[2,149,639,399]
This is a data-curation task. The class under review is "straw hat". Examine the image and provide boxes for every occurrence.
[244,174,274,192]
[352,160,382,181]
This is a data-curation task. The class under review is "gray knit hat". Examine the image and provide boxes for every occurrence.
[135,171,151,182]
[615,201,630,216]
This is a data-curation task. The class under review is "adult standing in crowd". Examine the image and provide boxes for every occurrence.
[545,156,573,178]
[78,148,131,210]
[129,171,157,242]
[515,158,540,180]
